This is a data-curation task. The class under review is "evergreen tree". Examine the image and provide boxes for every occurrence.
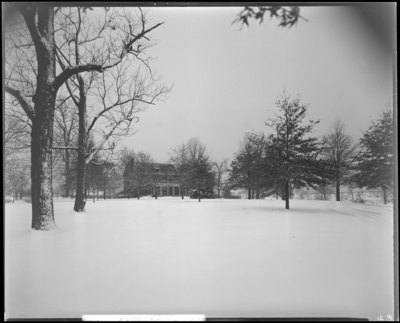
[352,108,394,204]
[266,91,323,209]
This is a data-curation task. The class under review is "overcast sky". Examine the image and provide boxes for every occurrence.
[119,5,394,164]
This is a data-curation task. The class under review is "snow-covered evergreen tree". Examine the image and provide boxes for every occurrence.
[266,91,324,209]
[352,108,394,204]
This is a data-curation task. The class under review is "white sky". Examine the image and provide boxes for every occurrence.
[115,6,394,163]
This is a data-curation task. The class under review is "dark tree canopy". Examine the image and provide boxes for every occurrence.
[352,108,394,204]
[228,133,265,199]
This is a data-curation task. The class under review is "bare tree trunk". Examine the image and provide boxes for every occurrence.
[198,184,201,202]
[285,182,289,210]
[137,187,140,200]
[382,187,387,204]
[30,8,58,229]
[248,188,251,200]
[97,189,99,201]
[73,77,87,212]
[336,178,340,202]
[181,185,184,199]
[64,149,71,198]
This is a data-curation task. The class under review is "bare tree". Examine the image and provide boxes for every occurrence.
[54,7,170,212]
[169,143,190,199]
[5,156,30,203]
[4,105,31,156]
[123,151,154,199]
[2,7,119,228]
[4,5,169,229]
[53,97,79,197]
[213,159,229,198]
[187,137,215,202]
[315,184,335,201]
[322,119,358,201]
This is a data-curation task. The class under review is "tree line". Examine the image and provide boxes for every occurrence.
[118,137,226,202]
[226,91,394,208]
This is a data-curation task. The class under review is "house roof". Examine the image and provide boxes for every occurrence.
[123,159,178,177]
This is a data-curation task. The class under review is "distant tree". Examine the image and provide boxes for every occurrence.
[266,90,323,209]
[53,98,79,198]
[86,162,101,202]
[233,6,307,30]
[186,137,215,202]
[213,158,229,198]
[135,152,154,200]
[321,119,358,201]
[119,147,136,198]
[315,183,335,201]
[98,162,116,200]
[5,100,31,157]
[228,133,264,200]
[352,108,394,204]
[169,143,190,199]
[84,138,105,202]
[124,152,154,199]
[119,147,136,169]
[5,157,30,202]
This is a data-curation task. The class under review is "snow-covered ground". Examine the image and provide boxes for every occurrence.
[5,198,394,320]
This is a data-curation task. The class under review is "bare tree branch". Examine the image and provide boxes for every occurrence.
[5,85,35,120]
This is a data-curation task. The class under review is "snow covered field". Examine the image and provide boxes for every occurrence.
[5,198,394,320]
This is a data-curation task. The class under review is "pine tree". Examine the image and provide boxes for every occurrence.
[266,91,323,209]
[352,108,394,204]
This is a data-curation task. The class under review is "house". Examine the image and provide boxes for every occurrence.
[122,158,189,197]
